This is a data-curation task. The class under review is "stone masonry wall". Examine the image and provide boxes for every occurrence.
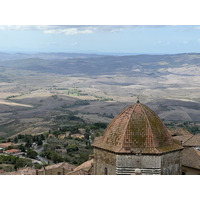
[94,148,116,175]
[94,148,182,175]
[116,154,161,175]
[161,151,182,175]
[38,167,73,175]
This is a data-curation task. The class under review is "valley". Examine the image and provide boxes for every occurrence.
[1,53,200,138]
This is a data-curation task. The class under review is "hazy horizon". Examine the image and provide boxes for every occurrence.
[1,51,200,56]
[1,25,200,54]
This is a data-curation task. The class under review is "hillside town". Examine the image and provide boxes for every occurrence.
[0,101,200,175]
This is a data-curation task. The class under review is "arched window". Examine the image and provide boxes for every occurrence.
[104,167,108,175]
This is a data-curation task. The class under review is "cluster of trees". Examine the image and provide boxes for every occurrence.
[93,95,113,101]
[0,155,32,171]
[67,144,79,153]
[54,114,83,123]
[27,149,38,159]
[1,120,107,168]
[41,144,63,163]
[60,100,89,109]
[17,134,45,148]
[0,137,7,143]
[41,136,93,166]
[182,122,200,134]
[49,122,107,139]
[90,122,107,130]
[165,121,200,135]
[1,134,45,147]
[0,154,42,171]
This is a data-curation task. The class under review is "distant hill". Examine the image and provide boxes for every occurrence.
[147,99,200,121]
[1,53,200,76]
[0,52,101,62]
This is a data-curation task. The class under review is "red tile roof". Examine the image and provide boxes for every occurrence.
[182,147,200,169]
[183,134,200,147]
[93,102,183,154]
[0,142,13,148]
[42,162,76,171]
[5,149,21,154]
[173,135,193,144]
[68,159,94,175]
[169,128,193,137]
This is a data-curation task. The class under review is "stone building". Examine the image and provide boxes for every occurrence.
[0,142,14,149]
[93,101,183,175]
[182,147,200,175]
[38,162,75,175]
[172,131,200,175]
[68,159,94,175]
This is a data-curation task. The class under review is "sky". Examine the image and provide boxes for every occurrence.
[1,25,200,55]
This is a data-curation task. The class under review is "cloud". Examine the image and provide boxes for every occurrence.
[43,26,97,35]
[0,25,168,35]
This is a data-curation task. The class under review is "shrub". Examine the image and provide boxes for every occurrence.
[27,149,38,159]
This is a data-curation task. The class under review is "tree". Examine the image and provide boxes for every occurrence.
[18,144,26,152]
[51,152,63,163]
[40,134,45,141]
[37,139,43,146]
[15,158,32,169]
[34,163,42,169]
[14,137,18,144]
[67,144,79,153]
[27,149,38,159]
[7,138,11,142]
[33,136,38,142]
[84,133,90,140]
[18,134,24,139]
[25,141,32,148]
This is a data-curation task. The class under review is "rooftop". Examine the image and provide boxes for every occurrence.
[5,149,21,154]
[182,147,200,170]
[169,128,193,137]
[93,102,182,154]
[40,162,76,171]
[183,134,200,147]
[0,142,13,148]
[68,159,94,175]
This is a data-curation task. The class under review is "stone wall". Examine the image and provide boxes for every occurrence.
[94,148,116,175]
[116,154,161,175]
[94,148,182,175]
[38,167,72,175]
[161,151,182,175]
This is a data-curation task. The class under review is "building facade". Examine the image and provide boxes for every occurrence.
[93,101,183,175]
[38,162,75,175]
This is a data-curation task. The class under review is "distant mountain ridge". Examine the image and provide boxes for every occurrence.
[0,52,102,61]
[1,53,200,76]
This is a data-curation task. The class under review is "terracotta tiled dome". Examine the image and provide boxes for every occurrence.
[93,102,182,154]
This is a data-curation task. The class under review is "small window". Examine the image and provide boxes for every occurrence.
[105,167,108,175]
